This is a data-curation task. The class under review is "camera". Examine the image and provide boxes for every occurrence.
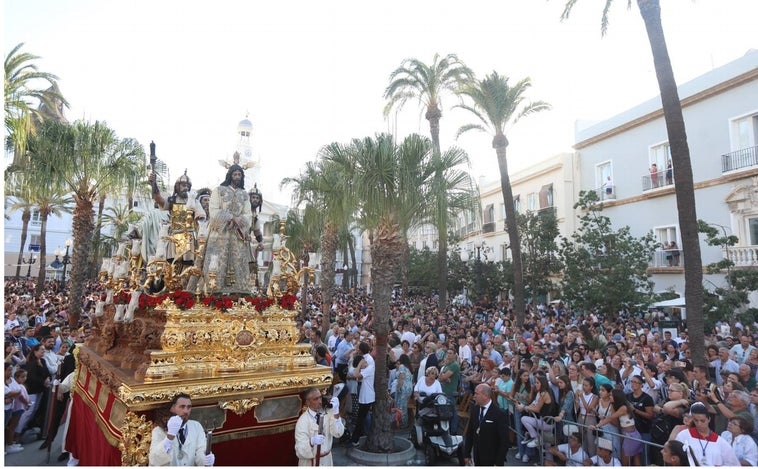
[321,395,333,409]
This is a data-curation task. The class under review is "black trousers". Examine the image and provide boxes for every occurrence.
[350,402,372,443]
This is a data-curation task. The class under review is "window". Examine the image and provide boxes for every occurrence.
[732,113,758,150]
[500,203,506,219]
[513,195,521,214]
[500,244,510,261]
[648,142,671,189]
[596,161,613,192]
[539,184,554,209]
[654,225,679,267]
[527,193,538,211]
[29,235,41,251]
[483,204,494,224]
[31,209,41,225]
[749,218,758,245]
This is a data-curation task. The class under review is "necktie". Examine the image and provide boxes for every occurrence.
[315,412,321,425]
[479,406,485,423]
[178,426,186,445]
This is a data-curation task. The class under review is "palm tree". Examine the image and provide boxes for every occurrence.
[5,183,34,280]
[455,72,551,327]
[282,150,357,338]
[31,119,145,326]
[384,53,474,309]
[560,0,705,365]
[345,133,409,452]
[283,204,322,320]
[4,42,67,169]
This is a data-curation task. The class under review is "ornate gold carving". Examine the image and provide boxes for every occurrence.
[219,398,262,416]
[119,411,153,466]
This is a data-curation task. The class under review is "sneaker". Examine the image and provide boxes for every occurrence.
[11,443,23,448]
[515,453,523,460]
[527,439,540,448]
[522,454,529,463]
[6,445,24,454]
[350,441,360,448]
[521,437,531,444]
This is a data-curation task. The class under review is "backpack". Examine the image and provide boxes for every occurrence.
[650,414,677,444]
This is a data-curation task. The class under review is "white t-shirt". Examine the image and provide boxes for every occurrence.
[414,379,442,397]
[556,444,588,466]
[588,455,621,466]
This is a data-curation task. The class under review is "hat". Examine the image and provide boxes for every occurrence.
[563,424,579,437]
[597,438,613,451]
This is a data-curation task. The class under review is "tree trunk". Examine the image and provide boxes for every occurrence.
[365,217,403,453]
[348,235,358,290]
[399,234,410,294]
[427,105,449,310]
[15,208,31,280]
[35,211,49,296]
[69,195,95,327]
[320,222,337,339]
[638,0,704,365]
[495,133,526,327]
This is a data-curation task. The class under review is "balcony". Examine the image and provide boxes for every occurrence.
[725,245,758,267]
[722,145,758,173]
[594,186,616,201]
[642,167,674,192]
[649,249,683,269]
[482,222,496,234]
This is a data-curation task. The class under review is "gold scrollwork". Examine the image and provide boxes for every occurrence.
[219,398,262,416]
[119,411,153,466]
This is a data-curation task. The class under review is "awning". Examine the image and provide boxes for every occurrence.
[650,298,685,308]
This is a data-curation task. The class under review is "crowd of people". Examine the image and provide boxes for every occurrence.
[7,276,758,466]
[296,287,758,466]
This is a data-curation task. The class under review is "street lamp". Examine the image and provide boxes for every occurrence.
[24,252,38,279]
[474,241,490,301]
[61,239,72,290]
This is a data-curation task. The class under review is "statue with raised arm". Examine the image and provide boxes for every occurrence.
[248,184,265,288]
[203,164,253,294]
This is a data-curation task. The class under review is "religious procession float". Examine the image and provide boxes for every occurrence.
[66,162,330,466]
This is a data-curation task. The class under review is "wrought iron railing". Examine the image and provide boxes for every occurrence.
[722,145,758,172]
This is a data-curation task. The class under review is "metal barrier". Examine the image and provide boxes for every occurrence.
[511,414,668,466]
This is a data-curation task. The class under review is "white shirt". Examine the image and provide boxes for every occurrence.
[458,344,472,365]
[358,354,375,404]
[722,431,758,466]
[589,455,621,466]
[555,444,588,466]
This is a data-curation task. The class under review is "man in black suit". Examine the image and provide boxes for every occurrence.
[464,383,509,466]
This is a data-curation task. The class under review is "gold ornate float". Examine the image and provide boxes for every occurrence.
[68,217,327,466]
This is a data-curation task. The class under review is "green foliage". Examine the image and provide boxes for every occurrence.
[698,219,758,330]
[559,190,658,315]
[517,209,562,302]
[406,246,439,294]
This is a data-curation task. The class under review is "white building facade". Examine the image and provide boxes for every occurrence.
[574,49,758,298]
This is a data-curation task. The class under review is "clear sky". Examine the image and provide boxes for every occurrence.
[4,0,757,205]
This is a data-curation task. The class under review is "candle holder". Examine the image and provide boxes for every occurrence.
[208,271,217,294]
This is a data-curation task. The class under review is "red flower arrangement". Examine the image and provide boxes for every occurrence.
[278,293,297,311]
[201,295,235,312]
[133,291,297,313]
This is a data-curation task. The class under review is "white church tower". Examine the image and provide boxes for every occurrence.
[236,115,260,186]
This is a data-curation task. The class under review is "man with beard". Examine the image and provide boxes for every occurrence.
[247,185,265,286]
[149,393,215,466]
[203,165,253,294]
[149,171,204,276]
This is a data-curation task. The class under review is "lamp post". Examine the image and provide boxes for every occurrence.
[61,239,72,290]
[25,252,38,279]
[474,241,490,301]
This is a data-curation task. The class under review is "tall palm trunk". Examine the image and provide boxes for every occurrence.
[35,210,49,295]
[637,0,704,365]
[427,106,449,310]
[399,236,410,294]
[15,208,31,280]
[320,222,337,339]
[495,133,526,326]
[348,235,358,290]
[366,218,403,452]
[69,195,95,327]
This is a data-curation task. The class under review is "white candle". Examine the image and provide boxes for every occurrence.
[209,255,219,272]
